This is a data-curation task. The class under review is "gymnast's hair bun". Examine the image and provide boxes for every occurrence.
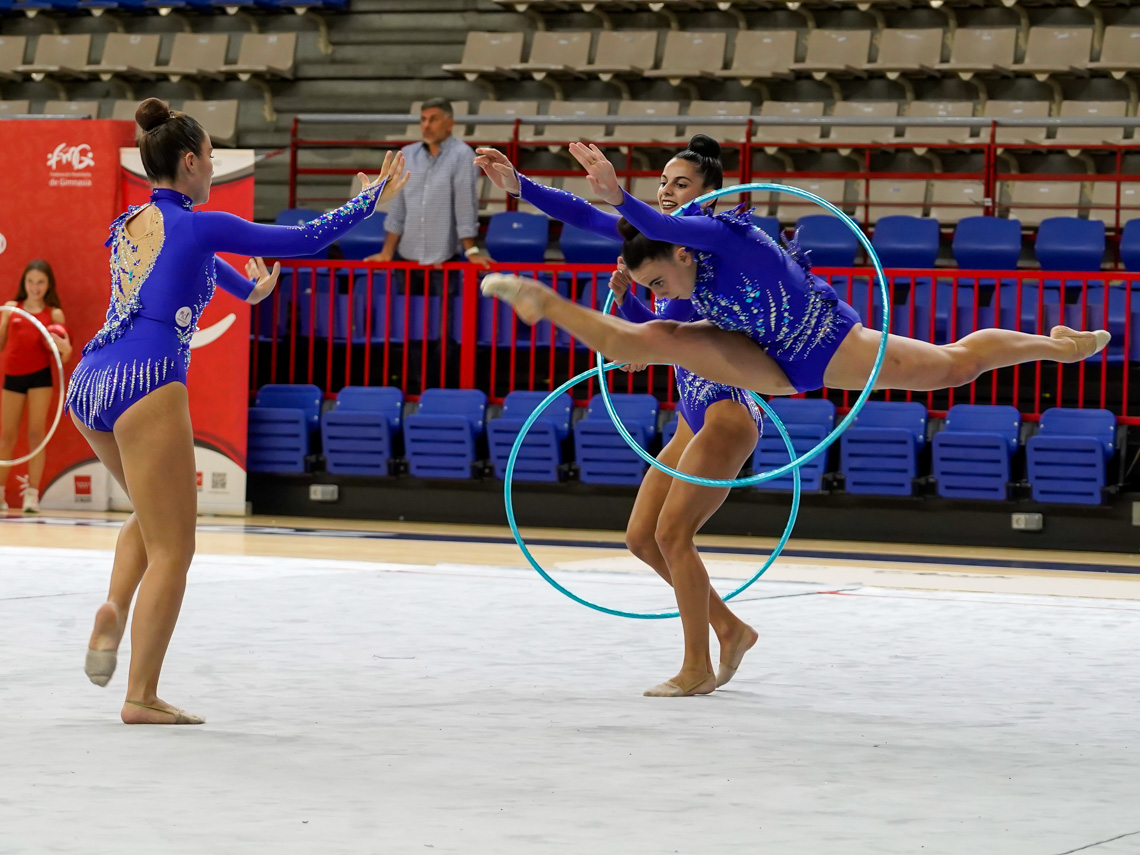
[686,134,721,160]
[616,217,641,242]
[135,98,172,133]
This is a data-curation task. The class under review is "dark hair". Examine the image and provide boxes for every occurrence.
[421,97,454,118]
[672,133,723,191]
[15,259,61,309]
[617,218,676,270]
[135,97,207,183]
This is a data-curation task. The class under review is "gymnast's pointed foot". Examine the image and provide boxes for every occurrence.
[85,601,124,687]
[643,670,717,698]
[481,273,549,326]
[717,623,759,688]
[1050,325,1111,361]
[121,698,205,725]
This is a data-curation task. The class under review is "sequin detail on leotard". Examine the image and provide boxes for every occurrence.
[688,209,842,361]
[83,204,167,357]
[654,294,763,433]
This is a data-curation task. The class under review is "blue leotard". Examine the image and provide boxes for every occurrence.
[67,184,382,431]
[613,189,862,393]
[517,175,760,434]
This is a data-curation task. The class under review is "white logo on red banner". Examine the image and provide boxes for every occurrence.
[73,475,92,502]
[47,143,95,171]
[0,232,5,256]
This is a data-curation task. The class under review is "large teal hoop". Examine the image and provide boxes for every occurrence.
[503,362,800,619]
[502,182,889,618]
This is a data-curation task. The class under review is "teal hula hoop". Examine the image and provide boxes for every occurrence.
[503,362,800,620]
[502,182,889,618]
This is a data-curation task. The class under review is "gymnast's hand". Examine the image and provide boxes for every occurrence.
[607,258,632,304]
[568,142,623,207]
[473,148,521,196]
[357,150,410,206]
[245,256,282,305]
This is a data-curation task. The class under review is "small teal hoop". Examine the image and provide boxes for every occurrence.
[503,182,890,618]
[595,182,891,487]
[503,362,800,619]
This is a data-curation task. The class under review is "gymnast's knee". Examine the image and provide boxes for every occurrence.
[625,518,658,563]
[654,517,697,561]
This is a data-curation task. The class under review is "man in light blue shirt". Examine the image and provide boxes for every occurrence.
[368,98,492,269]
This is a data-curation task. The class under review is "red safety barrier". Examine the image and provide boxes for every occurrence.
[288,120,1140,249]
[250,261,1140,426]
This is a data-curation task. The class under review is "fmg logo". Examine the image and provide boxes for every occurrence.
[46,143,95,171]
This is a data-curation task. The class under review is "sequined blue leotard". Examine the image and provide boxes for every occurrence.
[613,190,862,393]
[517,175,760,433]
[67,184,382,431]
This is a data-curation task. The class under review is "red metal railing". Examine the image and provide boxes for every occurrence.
[288,120,1140,248]
[250,261,1140,425]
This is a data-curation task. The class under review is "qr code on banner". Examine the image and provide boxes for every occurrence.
[211,472,227,491]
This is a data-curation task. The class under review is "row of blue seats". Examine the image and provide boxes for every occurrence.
[257,274,1140,362]
[247,385,1121,506]
[1,0,342,13]
[275,205,1140,273]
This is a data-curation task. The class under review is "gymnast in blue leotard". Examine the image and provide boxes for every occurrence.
[74,98,410,726]
[477,138,764,699]
[484,143,1110,698]
[486,142,1109,407]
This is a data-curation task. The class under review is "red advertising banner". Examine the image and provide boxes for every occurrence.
[0,122,253,515]
[0,120,135,510]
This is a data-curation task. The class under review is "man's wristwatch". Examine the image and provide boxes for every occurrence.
[464,246,482,258]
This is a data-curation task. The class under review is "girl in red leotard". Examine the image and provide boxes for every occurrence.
[0,259,73,513]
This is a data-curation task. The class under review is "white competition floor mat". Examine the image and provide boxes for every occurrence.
[1,547,1138,855]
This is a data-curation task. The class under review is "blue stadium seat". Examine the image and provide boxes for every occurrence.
[321,386,403,476]
[487,391,572,482]
[872,216,940,269]
[560,224,621,264]
[404,389,487,479]
[795,215,858,267]
[79,0,148,11]
[296,286,351,341]
[472,279,556,347]
[252,285,291,342]
[988,281,1061,334]
[753,398,835,492]
[1026,408,1116,505]
[364,288,442,344]
[1120,220,1140,272]
[1035,217,1105,272]
[953,217,1022,270]
[840,401,927,496]
[337,212,388,260]
[15,0,80,11]
[574,393,658,485]
[248,384,322,474]
[485,212,549,263]
[932,404,1021,501]
[1059,284,1131,362]
[255,0,347,11]
[143,0,213,12]
[661,412,679,447]
[750,215,782,244]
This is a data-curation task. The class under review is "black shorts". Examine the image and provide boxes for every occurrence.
[3,366,53,394]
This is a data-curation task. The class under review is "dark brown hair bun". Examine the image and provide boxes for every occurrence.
[135,97,172,133]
